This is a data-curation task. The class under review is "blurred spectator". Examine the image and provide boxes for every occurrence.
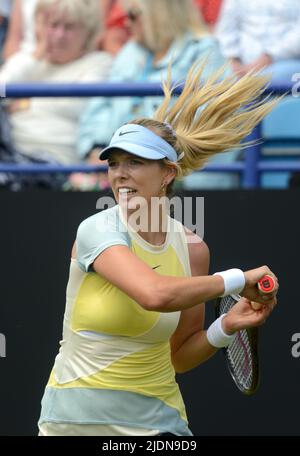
[0,0,112,167]
[0,0,12,62]
[194,0,223,28]
[76,0,240,191]
[3,0,38,60]
[97,0,131,55]
[78,0,227,157]
[101,0,116,18]
[216,0,300,82]
[3,0,130,61]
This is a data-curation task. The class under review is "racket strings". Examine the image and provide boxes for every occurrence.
[227,330,253,389]
[220,295,254,390]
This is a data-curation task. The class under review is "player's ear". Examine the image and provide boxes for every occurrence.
[164,164,177,185]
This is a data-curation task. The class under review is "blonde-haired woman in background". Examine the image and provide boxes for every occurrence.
[38,63,278,436]
[3,0,121,59]
[0,0,112,167]
[76,0,237,190]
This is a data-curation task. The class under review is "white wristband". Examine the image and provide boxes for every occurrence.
[206,314,236,348]
[213,268,245,297]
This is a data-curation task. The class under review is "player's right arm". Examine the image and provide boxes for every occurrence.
[91,245,277,312]
[92,244,224,312]
[74,214,278,313]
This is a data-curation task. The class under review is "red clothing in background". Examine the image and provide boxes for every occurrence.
[99,1,130,55]
[194,0,223,25]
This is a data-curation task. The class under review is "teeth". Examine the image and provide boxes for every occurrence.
[119,188,136,194]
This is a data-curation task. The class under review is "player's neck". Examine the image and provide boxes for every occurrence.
[121,205,169,246]
[137,229,167,246]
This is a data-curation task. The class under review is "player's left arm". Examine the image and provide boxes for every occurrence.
[170,230,218,373]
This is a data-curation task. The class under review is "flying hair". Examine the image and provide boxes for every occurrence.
[130,61,278,179]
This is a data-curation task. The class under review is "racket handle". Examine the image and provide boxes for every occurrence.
[257,274,276,294]
[252,275,276,310]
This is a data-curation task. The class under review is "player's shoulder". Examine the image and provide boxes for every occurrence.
[78,205,119,230]
[183,226,208,247]
[184,227,210,275]
[77,205,128,239]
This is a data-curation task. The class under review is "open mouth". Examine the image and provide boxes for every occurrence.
[118,188,137,196]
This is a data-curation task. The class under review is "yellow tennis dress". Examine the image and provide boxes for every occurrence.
[38,205,193,436]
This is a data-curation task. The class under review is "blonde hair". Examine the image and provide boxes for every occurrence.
[35,0,102,50]
[122,0,208,52]
[129,62,278,183]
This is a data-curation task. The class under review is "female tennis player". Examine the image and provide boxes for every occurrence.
[38,64,278,436]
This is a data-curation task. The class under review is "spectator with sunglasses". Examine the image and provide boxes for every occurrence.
[97,0,131,56]
[75,0,237,191]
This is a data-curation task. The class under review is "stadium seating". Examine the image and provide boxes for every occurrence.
[261,96,300,188]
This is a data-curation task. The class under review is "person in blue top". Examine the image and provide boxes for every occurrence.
[38,61,278,436]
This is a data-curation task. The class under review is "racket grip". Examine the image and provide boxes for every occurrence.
[251,275,276,310]
[257,275,276,294]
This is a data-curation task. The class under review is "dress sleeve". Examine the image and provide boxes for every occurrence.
[76,208,130,272]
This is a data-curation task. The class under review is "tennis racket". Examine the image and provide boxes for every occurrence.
[215,274,275,395]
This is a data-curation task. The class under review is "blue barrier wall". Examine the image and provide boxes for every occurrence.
[2,81,300,188]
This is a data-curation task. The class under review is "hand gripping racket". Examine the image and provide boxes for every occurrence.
[215,274,275,395]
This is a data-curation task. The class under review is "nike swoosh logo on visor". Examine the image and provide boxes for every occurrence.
[119,131,140,136]
[152,265,161,270]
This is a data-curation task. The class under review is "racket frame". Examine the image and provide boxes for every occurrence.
[215,294,260,396]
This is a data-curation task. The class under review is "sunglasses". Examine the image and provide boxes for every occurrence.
[126,8,142,22]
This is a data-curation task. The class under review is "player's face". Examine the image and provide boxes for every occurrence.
[107,150,173,207]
